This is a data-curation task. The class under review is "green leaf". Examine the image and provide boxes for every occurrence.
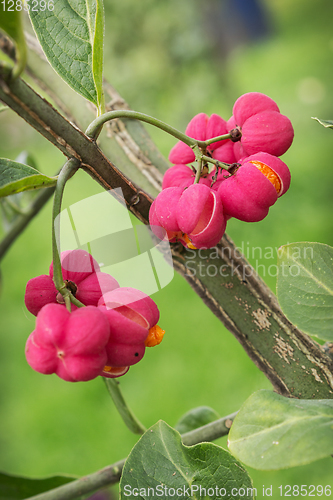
[0,471,75,499]
[175,406,220,434]
[277,242,333,341]
[1,153,39,229]
[0,158,57,197]
[0,11,27,78]
[312,117,333,128]
[228,390,333,470]
[0,103,8,113]
[120,420,255,500]
[29,0,105,113]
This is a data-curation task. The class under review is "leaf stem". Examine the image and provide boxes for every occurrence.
[85,109,202,146]
[204,133,231,146]
[85,110,232,152]
[103,378,146,435]
[194,157,202,184]
[26,412,237,500]
[200,155,234,171]
[51,159,84,309]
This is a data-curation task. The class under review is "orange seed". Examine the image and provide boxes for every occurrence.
[145,325,165,347]
[249,160,281,194]
[103,365,128,375]
[182,234,197,250]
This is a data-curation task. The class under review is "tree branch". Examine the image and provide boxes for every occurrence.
[1,59,333,399]
[26,413,237,500]
[0,64,153,224]
[172,238,333,399]
[27,459,125,500]
[22,31,167,198]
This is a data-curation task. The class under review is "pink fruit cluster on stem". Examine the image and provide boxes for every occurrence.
[151,92,293,244]
[25,252,165,382]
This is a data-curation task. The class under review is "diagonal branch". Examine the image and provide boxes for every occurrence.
[1,64,333,399]
[171,238,333,399]
[22,31,166,197]
[0,185,55,261]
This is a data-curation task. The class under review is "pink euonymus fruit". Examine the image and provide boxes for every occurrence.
[98,287,165,378]
[165,111,235,192]
[169,113,230,165]
[25,304,110,382]
[162,164,226,192]
[217,152,291,222]
[149,184,226,249]
[25,249,119,315]
[162,164,211,190]
[177,184,226,248]
[229,92,294,160]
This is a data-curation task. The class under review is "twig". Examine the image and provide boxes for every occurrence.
[0,186,55,261]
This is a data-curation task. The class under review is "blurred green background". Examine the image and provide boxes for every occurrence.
[1,0,333,497]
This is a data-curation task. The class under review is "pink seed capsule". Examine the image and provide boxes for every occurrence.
[150,183,227,249]
[25,304,110,382]
[177,184,226,248]
[153,187,183,232]
[169,113,228,165]
[162,164,211,190]
[25,249,119,316]
[228,92,294,158]
[232,92,280,127]
[218,152,290,222]
[240,110,294,157]
[98,287,164,369]
[212,141,238,165]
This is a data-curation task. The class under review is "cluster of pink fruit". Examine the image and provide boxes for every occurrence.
[24,249,164,382]
[149,92,294,249]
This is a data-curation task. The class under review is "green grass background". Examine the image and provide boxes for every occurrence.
[1,0,333,497]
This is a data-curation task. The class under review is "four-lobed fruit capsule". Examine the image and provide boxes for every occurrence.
[217,152,291,222]
[25,249,119,316]
[149,183,226,249]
